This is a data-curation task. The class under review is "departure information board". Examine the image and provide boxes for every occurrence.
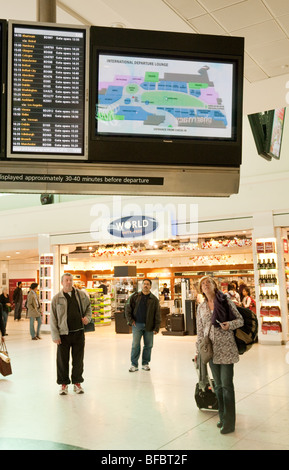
[0,20,7,159]
[8,22,88,159]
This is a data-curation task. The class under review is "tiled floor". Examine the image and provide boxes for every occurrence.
[1,318,289,450]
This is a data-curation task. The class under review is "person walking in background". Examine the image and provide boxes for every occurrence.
[0,288,11,335]
[0,305,5,344]
[99,279,108,295]
[50,273,92,395]
[27,283,42,340]
[125,278,160,372]
[13,282,23,321]
[161,283,170,300]
[196,276,244,434]
[238,280,247,303]
[227,282,241,306]
[242,286,255,311]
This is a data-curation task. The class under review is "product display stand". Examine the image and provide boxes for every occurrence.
[255,239,282,343]
[39,254,54,331]
[86,288,111,326]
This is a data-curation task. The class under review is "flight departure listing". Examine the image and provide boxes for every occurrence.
[11,26,86,155]
[97,54,234,139]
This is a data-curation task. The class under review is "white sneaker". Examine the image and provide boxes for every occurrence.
[73,383,84,394]
[142,364,150,371]
[129,365,138,372]
[59,384,68,395]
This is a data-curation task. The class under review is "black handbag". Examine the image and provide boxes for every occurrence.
[76,290,95,333]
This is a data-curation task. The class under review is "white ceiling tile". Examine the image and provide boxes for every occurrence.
[232,20,285,50]
[243,52,268,82]
[277,14,289,35]
[198,0,246,12]
[249,38,289,63]
[262,62,289,78]
[188,14,228,35]
[211,0,272,32]
[244,66,268,82]
[165,0,206,19]
[263,0,289,17]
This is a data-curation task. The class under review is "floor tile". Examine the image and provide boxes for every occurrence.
[1,318,289,451]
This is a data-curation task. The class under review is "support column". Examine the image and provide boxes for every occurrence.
[37,0,56,23]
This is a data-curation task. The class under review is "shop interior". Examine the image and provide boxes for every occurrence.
[58,231,255,335]
[7,228,289,342]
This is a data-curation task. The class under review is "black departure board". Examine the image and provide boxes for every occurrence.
[0,20,7,159]
[9,23,88,159]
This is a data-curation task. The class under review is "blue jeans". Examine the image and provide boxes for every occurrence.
[131,323,154,367]
[30,317,42,339]
[209,361,235,430]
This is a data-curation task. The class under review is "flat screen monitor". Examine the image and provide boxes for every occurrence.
[268,107,286,159]
[96,53,234,141]
[89,26,244,168]
[7,21,89,160]
[0,20,7,159]
[248,107,286,161]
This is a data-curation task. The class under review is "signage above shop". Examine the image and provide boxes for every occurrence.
[108,215,158,239]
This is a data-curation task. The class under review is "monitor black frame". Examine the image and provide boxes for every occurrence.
[6,20,90,161]
[0,19,7,160]
[89,26,244,167]
[268,107,286,160]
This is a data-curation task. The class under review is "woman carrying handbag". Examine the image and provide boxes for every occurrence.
[196,276,244,434]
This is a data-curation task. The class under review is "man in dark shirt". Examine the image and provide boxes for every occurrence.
[13,282,23,321]
[125,279,160,372]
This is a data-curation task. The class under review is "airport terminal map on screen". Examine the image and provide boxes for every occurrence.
[96,54,234,139]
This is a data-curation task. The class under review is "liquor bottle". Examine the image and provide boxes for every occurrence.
[274,292,279,300]
[270,291,275,300]
[271,259,276,269]
[267,259,271,269]
[257,259,261,270]
[265,290,270,300]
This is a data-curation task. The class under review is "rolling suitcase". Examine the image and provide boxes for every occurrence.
[194,379,218,410]
[193,358,218,411]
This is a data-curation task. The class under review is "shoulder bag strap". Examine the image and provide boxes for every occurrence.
[75,289,84,318]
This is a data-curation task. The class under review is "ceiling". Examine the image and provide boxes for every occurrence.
[1,0,289,84]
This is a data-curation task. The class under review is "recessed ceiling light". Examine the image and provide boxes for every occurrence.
[6,255,10,258]
[110,22,126,28]
[16,251,20,254]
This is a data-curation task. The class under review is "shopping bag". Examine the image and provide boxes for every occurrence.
[0,342,12,376]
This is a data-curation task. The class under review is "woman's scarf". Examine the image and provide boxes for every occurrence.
[211,290,236,327]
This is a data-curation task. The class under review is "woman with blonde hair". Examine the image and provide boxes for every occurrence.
[196,276,244,434]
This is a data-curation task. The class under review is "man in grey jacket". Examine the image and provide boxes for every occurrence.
[51,273,92,395]
[125,279,160,372]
